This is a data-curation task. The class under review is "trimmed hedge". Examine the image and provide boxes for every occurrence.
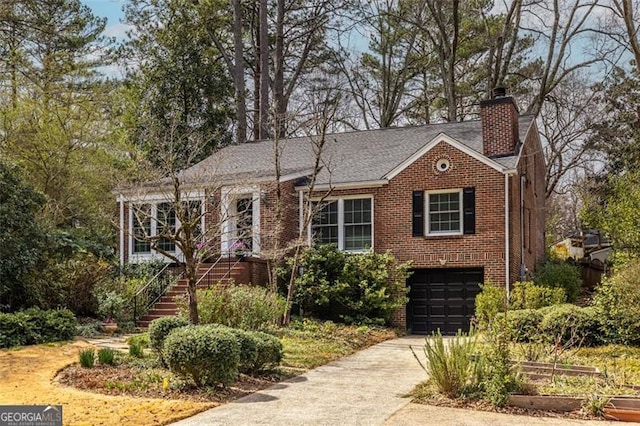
[148,316,189,364]
[539,304,600,347]
[163,325,240,387]
[0,308,76,348]
[251,331,283,372]
[494,304,601,347]
[501,309,545,343]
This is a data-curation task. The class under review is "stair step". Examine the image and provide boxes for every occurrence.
[147,308,178,316]
[154,301,178,309]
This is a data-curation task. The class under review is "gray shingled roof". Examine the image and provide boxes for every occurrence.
[178,115,535,187]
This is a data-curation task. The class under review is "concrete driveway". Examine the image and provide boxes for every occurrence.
[172,335,624,426]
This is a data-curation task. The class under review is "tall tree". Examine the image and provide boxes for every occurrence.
[0,0,123,229]
[122,0,233,167]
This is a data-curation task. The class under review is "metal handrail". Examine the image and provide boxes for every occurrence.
[134,262,170,298]
[131,263,183,323]
[194,255,224,288]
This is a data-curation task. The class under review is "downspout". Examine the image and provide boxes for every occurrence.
[504,173,511,301]
[520,175,527,282]
[298,190,304,238]
[118,194,124,272]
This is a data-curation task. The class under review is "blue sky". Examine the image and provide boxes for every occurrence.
[82,0,128,40]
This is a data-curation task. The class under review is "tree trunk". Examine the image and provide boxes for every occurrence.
[186,267,199,324]
[273,0,286,138]
[233,0,247,143]
[258,0,269,139]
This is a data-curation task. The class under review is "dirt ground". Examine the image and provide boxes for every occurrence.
[0,341,215,425]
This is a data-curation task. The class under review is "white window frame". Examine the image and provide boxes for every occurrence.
[426,189,463,236]
[307,195,374,253]
[221,185,261,255]
[128,196,206,263]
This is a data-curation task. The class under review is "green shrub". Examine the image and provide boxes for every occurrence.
[148,316,189,363]
[422,330,483,398]
[0,308,76,348]
[292,245,411,325]
[79,349,95,368]
[0,312,28,347]
[76,322,101,337]
[163,325,240,387]
[509,281,566,310]
[591,262,640,345]
[180,284,286,330]
[534,261,582,302]
[474,283,507,330]
[499,309,544,342]
[251,331,283,371]
[129,342,144,358]
[226,328,258,373]
[97,291,127,322]
[98,348,116,365]
[539,304,600,347]
[482,341,523,406]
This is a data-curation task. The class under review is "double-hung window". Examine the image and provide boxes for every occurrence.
[428,191,462,234]
[132,204,152,253]
[412,188,475,237]
[311,197,372,251]
[130,199,204,259]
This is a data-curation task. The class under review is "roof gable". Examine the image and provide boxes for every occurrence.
[384,133,511,181]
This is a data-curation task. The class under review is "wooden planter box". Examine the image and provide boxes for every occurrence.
[507,395,585,412]
[514,360,602,381]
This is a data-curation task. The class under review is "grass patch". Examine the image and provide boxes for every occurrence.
[276,319,398,370]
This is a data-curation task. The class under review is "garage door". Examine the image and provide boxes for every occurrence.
[407,268,483,335]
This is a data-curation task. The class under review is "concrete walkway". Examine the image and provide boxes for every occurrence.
[173,335,427,426]
[172,335,629,426]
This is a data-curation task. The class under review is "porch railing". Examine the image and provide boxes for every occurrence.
[132,263,183,323]
[195,253,243,289]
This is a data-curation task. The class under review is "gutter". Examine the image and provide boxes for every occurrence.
[295,179,388,192]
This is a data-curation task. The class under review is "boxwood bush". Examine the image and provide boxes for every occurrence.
[148,316,189,363]
[251,331,283,371]
[163,325,240,387]
[539,304,600,347]
[0,308,76,348]
[501,308,545,343]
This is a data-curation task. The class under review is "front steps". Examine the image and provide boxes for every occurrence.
[136,261,250,328]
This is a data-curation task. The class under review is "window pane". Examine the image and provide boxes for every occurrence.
[428,192,461,234]
[157,202,176,252]
[343,198,372,250]
[133,204,151,253]
[236,197,253,251]
[311,201,338,246]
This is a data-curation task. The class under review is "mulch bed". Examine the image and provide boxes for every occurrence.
[56,363,288,403]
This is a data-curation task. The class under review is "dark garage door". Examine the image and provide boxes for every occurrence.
[408,268,483,335]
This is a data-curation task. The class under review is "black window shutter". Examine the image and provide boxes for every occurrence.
[412,191,424,237]
[463,187,476,234]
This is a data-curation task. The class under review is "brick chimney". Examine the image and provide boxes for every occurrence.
[480,88,519,158]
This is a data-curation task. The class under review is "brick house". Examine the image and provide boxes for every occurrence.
[117,94,545,334]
